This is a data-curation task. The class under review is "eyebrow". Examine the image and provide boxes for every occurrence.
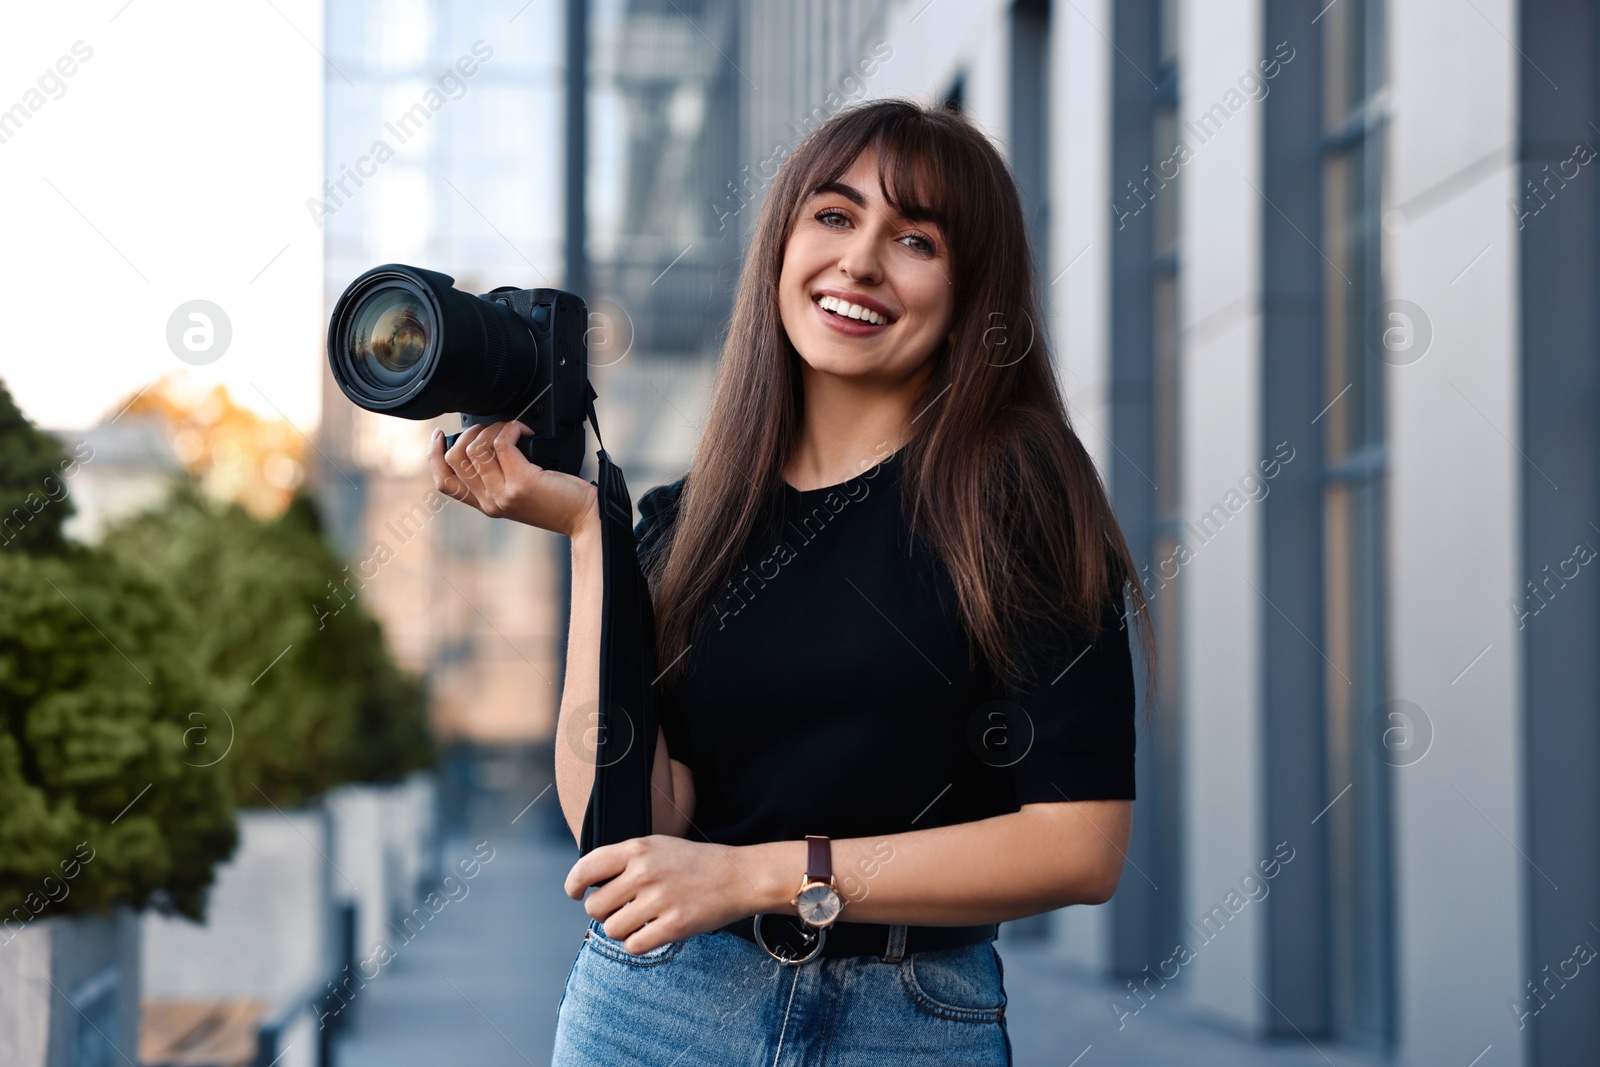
[810,180,942,227]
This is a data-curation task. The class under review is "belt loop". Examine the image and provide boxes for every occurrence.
[883,923,909,963]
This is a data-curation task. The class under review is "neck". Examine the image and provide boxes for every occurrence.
[784,360,929,491]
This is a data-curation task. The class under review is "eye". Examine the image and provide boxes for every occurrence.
[816,208,851,228]
[900,231,937,256]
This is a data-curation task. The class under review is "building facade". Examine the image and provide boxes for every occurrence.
[318,0,572,757]
[808,0,1593,1064]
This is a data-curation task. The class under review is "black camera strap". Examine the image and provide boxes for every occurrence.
[577,390,659,855]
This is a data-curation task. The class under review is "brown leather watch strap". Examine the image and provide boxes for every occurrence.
[805,835,832,881]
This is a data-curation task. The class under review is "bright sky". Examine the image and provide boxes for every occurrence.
[0,1,326,432]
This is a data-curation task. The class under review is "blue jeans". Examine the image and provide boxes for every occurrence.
[552,917,1013,1065]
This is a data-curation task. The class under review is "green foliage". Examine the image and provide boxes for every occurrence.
[0,375,428,926]
[0,549,238,922]
[107,487,433,810]
[0,378,81,556]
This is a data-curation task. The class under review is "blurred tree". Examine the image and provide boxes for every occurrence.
[0,381,237,923]
[108,488,433,809]
[0,374,428,928]
[0,378,78,556]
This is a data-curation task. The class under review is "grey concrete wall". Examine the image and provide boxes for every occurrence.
[0,920,50,1067]
[46,907,141,1067]
[328,773,440,962]
[1048,0,1119,974]
[0,906,140,1067]
[142,807,332,1003]
[328,785,390,962]
[1385,0,1527,1063]
[1174,0,1269,1037]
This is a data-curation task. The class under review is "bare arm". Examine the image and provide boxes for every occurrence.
[427,421,694,846]
[564,799,1134,954]
[558,512,695,841]
[735,799,1135,924]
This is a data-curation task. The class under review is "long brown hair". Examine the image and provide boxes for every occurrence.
[645,98,1157,707]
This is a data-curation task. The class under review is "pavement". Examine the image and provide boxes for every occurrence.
[333,822,1388,1067]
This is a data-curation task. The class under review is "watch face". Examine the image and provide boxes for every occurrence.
[796,882,842,926]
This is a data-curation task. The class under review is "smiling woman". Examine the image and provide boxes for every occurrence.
[429,98,1154,1067]
[646,99,1154,699]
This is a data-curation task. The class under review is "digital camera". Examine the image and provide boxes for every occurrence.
[327,263,590,475]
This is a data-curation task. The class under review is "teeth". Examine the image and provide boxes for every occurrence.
[818,295,887,326]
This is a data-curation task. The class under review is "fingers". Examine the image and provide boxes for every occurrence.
[566,844,626,899]
[493,420,535,466]
[428,427,478,506]
[464,424,509,506]
[445,424,497,512]
[601,899,656,947]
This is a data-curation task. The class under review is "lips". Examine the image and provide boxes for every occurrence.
[811,289,896,324]
[811,295,890,337]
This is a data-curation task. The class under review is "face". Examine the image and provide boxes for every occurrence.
[777,148,955,386]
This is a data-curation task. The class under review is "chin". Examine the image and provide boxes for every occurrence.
[795,351,867,377]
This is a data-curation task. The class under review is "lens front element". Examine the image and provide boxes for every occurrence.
[328,263,540,420]
[350,287,431,389]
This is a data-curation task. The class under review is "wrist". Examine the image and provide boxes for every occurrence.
[568,495,602,545]
[737,839,807,916]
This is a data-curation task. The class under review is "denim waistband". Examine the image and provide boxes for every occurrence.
[719,913,998,961]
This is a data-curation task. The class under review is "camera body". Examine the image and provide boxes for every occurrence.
[326,264,591,478]
[445,283,589,475]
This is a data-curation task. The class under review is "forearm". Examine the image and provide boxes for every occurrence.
[735,802,1132,926]
[553,507,689,844]
[553,511,604,842]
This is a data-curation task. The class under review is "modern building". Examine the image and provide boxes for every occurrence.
[317,0,575,828]
[581,0,731,491]
[719,0,1594,1065]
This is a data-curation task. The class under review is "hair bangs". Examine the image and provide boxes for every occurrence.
[870,119,958,233]
[783,108,958,238]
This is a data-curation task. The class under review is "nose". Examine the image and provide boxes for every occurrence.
[836,226,884,285]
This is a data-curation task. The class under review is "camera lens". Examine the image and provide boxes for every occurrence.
[327,264,540,420]
[350,288,431,388]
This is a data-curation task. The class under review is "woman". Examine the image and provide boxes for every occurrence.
[429,98,1155,1066]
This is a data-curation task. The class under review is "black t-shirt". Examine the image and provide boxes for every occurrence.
[633,447,1136,848]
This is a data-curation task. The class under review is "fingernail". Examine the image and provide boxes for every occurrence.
[432,427,443,441]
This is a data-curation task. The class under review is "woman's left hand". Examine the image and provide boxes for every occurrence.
[564,835,769,955]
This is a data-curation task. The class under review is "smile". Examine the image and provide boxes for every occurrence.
[815,294,891,326]
[811,297,891,337]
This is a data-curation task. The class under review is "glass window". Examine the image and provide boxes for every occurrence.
[364,0,431,74]
[1319,0,1395,1048]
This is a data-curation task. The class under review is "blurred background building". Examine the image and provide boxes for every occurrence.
[299,0,1600,1063]
[318,0,577,833]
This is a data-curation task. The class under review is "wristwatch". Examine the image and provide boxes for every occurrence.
[791,835,843,928]
[751,835,843,965]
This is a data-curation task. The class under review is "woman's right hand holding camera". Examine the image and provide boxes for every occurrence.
[429,421,599,540]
